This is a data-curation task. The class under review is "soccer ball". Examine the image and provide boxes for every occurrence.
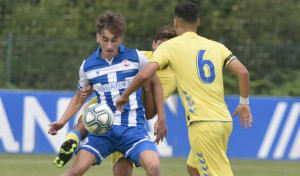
[82,103,114,134]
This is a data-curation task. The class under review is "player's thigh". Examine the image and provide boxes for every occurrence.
[118,126,157,167]
[66,149,96,175]
[188,122,233,176]
[139,150,160,170]
[110,151,126,166]
[77,132,115,165]
[113,157,133,176]
[109,151,133,167]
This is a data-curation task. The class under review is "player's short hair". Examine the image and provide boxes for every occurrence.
[154,26,177,42]
[174,1,198,22]
[96,11,127,36]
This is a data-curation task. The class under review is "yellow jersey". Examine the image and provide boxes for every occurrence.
[150,32,236,125]
[141,51,176,102]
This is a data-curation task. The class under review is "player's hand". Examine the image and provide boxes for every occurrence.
[80,85,93,100]
[154,117,167,144]
[48,120,65,135]
[232,104,252,129]
[115,95,129,112]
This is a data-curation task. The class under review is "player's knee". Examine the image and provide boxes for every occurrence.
[113,158,133,176]
[146,162,160,176]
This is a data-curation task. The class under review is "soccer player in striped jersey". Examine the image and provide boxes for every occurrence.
[48,11,167,176]
[50,25,177,176]
[116,1,252,176]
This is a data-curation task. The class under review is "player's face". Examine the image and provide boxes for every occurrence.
[97,30,123,60]
[152,38,168,51]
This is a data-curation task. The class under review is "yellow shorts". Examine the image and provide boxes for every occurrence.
[110,151,126,166]
[187,121,233,176]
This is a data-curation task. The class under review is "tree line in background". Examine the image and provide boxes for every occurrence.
[0,0,299,96]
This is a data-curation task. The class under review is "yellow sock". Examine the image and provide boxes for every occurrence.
[64,129,81,146]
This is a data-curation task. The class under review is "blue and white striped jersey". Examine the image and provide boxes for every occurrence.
[78,45,148,127]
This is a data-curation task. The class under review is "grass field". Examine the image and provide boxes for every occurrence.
[0,154,300,176]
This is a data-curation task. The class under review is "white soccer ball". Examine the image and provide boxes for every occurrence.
[82,103,114,134]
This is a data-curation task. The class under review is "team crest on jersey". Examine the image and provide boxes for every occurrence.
[122,59,131,69]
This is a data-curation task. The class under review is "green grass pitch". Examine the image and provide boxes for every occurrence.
[0,154,299,176]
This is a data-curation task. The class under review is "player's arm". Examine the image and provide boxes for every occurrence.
[116,62,167,143]
[48,61,90,135]
[143,79,157,120]
[48,90,87,135]
[116,62,159,111]
[227,59,249,99]
[150,74,167,144]
[227,59,252,129]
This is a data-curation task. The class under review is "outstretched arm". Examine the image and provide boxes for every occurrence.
[227,59,252,129]
[48,87,90,135]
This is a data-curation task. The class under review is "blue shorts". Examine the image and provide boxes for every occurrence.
[75,125,157,167]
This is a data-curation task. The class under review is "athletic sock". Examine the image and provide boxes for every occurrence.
[64,129,81,146]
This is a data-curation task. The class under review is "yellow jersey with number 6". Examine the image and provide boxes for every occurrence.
[150,32,237,126]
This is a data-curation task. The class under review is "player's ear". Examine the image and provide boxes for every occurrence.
[197,18,200,27]
[152,41,156,50]
[96,33,100,44]
[174,17,178,28]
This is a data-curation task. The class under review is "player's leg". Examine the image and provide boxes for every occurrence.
[188,121,233,176]
[111,151,133,176]
[65,130,115,175]
[62,149,96,176]
[54,115,87,167]
[186,150,199,176]
[54,97,98,167]
[120,126,160,176]
[139,150,160,176]
[113,157,133,176]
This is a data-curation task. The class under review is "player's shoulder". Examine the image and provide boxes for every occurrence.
[140,51,153,60]
[120,45,139,56]
[119,45,146,64]
[81,49,98,70]
[203,36,226,48]
[120,45,144,57]
[84,48,99,65]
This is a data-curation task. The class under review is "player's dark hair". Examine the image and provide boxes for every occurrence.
[174,1,198,22]
[154,26,177,42]
[96,11,127,36]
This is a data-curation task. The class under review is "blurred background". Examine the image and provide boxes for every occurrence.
[0,0,299,95]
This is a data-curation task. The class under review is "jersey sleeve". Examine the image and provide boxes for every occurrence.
[149,43,169,71]
[137,50,149,71]
[221,44,238,68]
[77,60,90,91]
